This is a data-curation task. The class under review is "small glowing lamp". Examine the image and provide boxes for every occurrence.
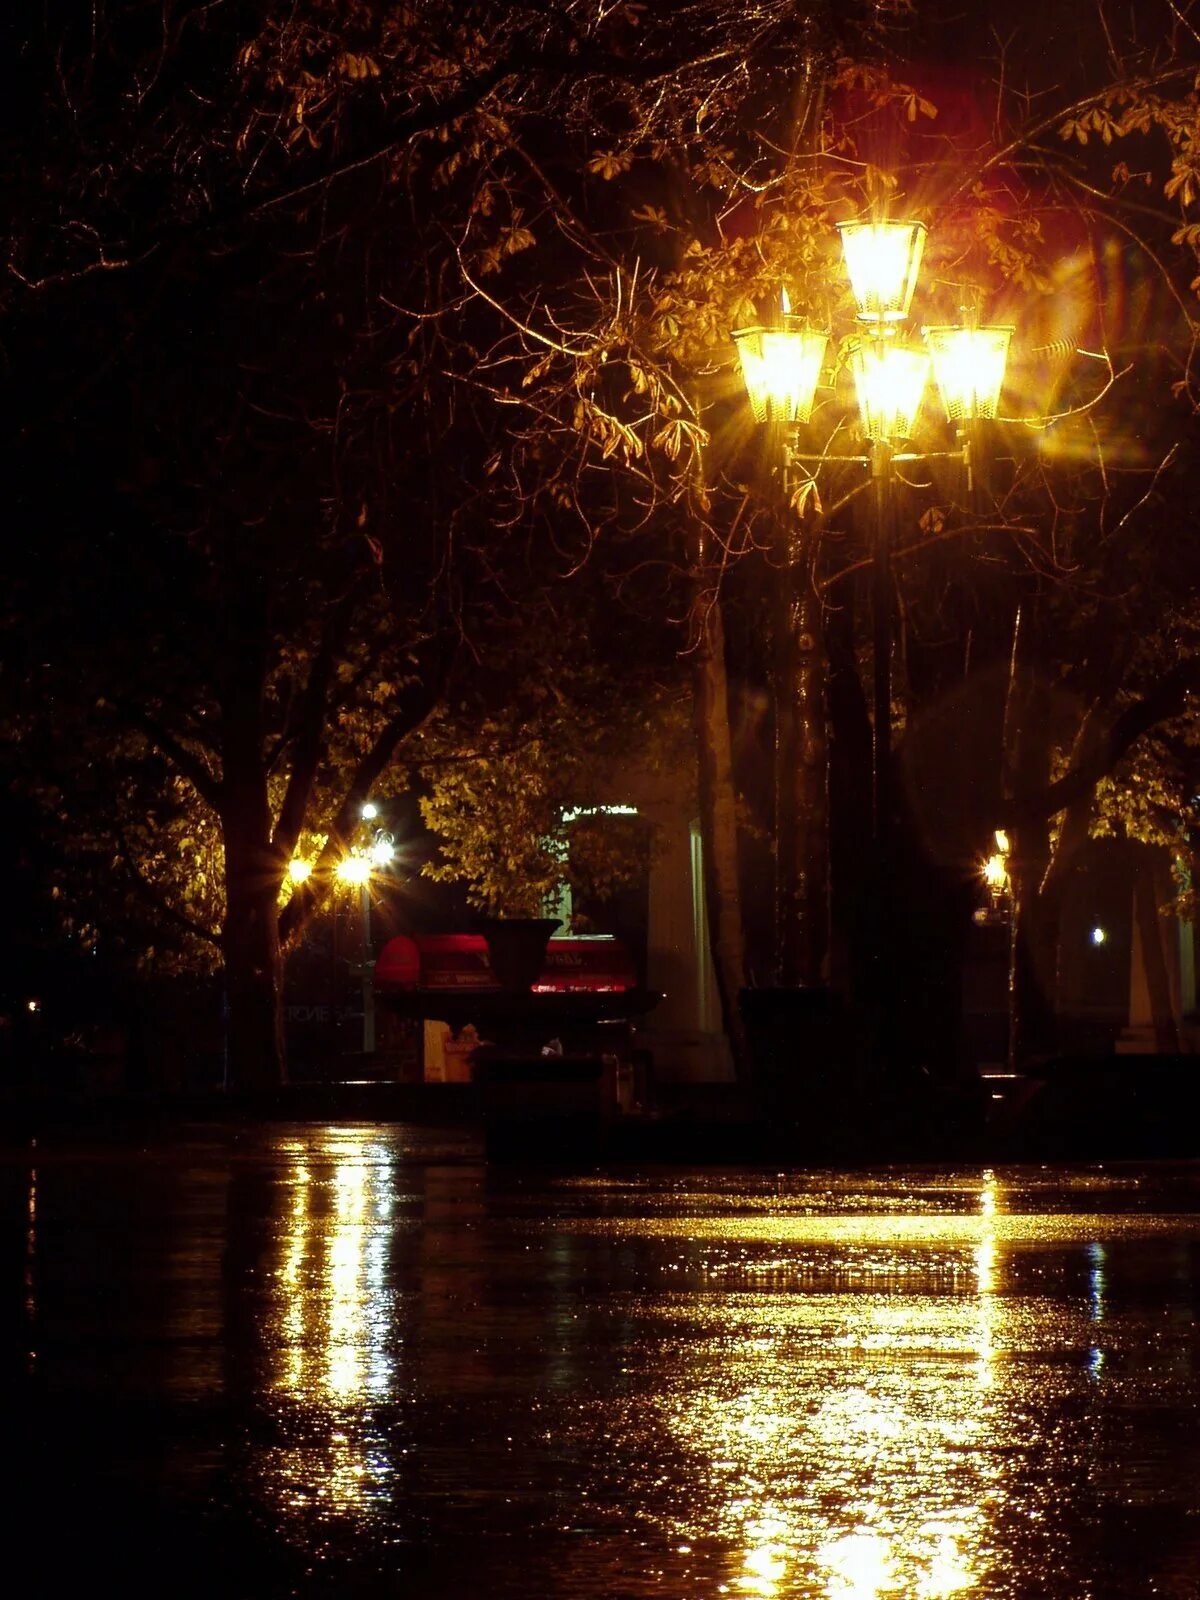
[360,801,379,821]
[925,324,1013,421]
[336,855,371,886]
[837,219,927,324]
[1091,926,1107,946]
[983,853,1009,892]
[732,321,828,424]
[849,340,929,442]
[27,998,41,1014]
[994,828,1010,855]
[369,836,395,868]
[288,857,313,883]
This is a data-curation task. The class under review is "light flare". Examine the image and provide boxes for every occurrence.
[925,325,1013,421]
[849,341,929,441]
[336,854,372,886]
[838,219,927,324]
[732,323,828,425]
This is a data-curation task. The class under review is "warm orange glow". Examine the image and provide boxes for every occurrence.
[266,1130,396,1514]
[849,340,929,441]
[983,853,1009,892]
[819,1529,899,1596]
[925,325,1013,422]
[837,220,927,324]
[336,855,371,885]
[369,836,395,868]
[732,322,828,424]
[288,857,314,883]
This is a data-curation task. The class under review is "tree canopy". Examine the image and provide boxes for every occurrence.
[6,0,1200,1080]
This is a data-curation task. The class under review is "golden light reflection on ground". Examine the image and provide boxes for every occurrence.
[14,1135,1200,1596]
[628,1172,1052,1598]
[262,1127,400,1517]
[24,1158,37,1374]
[569,1212,1197,1243]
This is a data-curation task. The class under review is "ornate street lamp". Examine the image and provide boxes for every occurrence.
[732,209,1014,1028]
[335,808,398,1055]
[837,219,927,325]
[732,319,828,425]
[833,223,1012,849]
[731,310,829,983]
[848,340,931,444]
[925,322,1014,496]
[924,324,1013,422]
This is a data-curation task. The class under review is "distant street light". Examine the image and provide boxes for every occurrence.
[369,835,395,869]
[335,812,398,1055]
[335,854,372,886]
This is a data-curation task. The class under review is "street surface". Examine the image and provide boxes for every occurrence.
[3,1126,1200,1597]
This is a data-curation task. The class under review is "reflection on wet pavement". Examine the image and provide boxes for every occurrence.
[4,1128,1200,1597]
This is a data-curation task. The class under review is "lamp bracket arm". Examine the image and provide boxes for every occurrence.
[892,449,966,463]
[786,451,870,468]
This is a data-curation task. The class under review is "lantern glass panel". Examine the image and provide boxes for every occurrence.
[733,323,828,424]
[850,341,930,441]
[837,221,927,324]
[925,324,1013,421]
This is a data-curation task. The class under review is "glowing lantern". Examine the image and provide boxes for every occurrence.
[849,340,930,442]
[336,855,371,886]
[369,836,395,868]
[983,853,1009,892]
[925,324,1013,422]
[288,857,313,883]
[837,220,927,324]
[732,321,828,424]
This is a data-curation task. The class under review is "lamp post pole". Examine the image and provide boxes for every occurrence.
[774,431,801,987]
[333,804,395,1060]
[733,213,1015,1087]
[359,879,375,1056]
[870,437,896,850]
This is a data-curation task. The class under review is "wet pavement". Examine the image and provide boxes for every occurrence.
[3,1125,1200,1598]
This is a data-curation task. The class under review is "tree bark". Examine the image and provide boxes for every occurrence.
[1002,607,1059,1069]
[793,579,830,987]
[220,591,287,1090]
[824,571,872,1000]
[222,748,286,1089]
[774,536,799,984]
[1007,846,1058,1069]
[223,838,287,1091]
[691,581,749,1080]
[1134,857,1181,1054]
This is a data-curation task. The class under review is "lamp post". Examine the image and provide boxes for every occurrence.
[333,807,396,1057]
[733,313,830,987]
[733,212,1013,1059]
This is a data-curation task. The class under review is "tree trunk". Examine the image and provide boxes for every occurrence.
[1134,858,1180,1054]
[692,583,750,1080]
[774,521,831,990]
[220,620,287,1090]
[1002,607,1059,1069]
[824,572,872,1000]
[223,849,287,1091]
[793,580,829,987]
[774,538,799,984]
[1007,843,1058,1069]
